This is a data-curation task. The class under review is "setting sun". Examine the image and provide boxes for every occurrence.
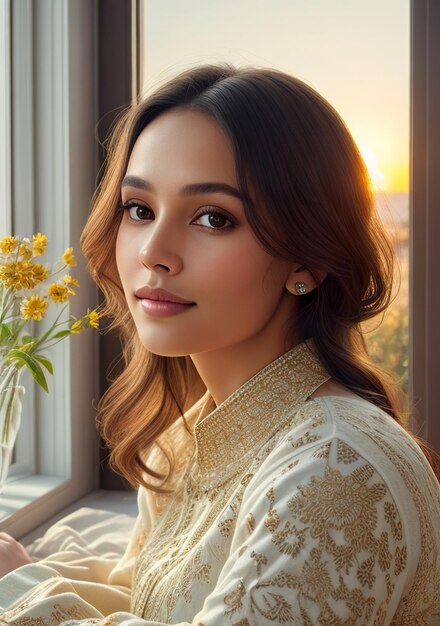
[360,147,388,191]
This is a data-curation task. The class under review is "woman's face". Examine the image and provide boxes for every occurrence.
[116,108,298,357]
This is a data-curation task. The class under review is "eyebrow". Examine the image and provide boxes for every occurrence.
[121,175,250,204]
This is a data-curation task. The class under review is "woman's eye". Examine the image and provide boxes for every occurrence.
[123,203,153,221]
[120,203,233,231]
[193,210,233,230]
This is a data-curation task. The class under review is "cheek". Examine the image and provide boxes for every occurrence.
[115,227,133,294]
[198,240,287,306]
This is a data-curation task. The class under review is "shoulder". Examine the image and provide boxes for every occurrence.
[235,395,440,622]
[252,394,440,512]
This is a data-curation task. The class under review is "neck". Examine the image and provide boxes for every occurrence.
[190,328,301,406]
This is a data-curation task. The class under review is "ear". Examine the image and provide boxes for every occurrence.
[285,264,327,296]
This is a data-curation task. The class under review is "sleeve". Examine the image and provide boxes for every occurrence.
[0,435,410,626]
[197,436,410,625]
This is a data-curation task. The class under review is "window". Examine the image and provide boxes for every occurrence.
[0,0,100,535]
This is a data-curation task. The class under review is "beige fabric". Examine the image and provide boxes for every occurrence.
[0,342,439,625]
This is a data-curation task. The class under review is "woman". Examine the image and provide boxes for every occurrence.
[0,64,439,625]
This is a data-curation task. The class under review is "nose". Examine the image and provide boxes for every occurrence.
[138,221,183,275]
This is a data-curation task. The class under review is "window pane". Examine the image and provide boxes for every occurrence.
[139,0,410,394]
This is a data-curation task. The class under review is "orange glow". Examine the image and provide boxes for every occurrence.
[360,147,387,191]
[359,146,409,194]
[382,162,409,193]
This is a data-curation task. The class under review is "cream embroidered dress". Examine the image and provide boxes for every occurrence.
[0,342,439,625]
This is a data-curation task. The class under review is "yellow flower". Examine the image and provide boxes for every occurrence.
[0,236,18,255]
[19,239,33,261]
[20,295,48,321]
[62,247,77,267]
[86,309,100,329]
[32,263,49,285]
[32,233,48,256]
[48,282,72,303]
[0,261,36,290]
[63,274,80,287]
[70,319,84,334]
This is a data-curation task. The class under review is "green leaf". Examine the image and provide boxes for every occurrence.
[21,335,34,344]
[51,329,71,339]
[0,323,13,341]
[33,354,53,375]
[6,349,49,392]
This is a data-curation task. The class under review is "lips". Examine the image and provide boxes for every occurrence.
[134,286,195,305]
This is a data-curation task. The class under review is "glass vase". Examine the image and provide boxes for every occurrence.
[0,365,24,494]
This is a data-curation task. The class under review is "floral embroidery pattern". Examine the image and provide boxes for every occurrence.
[223,446,407,625]
[289,465,387,573]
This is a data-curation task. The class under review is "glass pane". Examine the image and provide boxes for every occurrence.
[139,0,410,394]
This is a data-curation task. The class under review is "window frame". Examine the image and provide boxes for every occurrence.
[410,0,440,453]
[0,0,12,235]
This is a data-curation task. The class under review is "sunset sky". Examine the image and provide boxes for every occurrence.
[141,0,409,194]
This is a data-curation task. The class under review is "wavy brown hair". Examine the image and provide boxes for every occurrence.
[81,63,440,491]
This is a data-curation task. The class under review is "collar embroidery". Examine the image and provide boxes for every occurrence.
[191,341,330,484]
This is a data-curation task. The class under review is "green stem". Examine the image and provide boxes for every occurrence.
[0,288,15,324]
[0,366,21,446]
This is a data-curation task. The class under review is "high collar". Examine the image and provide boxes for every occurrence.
[190,341,330,488]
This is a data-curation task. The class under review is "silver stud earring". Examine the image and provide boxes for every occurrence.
[295,282,307,295]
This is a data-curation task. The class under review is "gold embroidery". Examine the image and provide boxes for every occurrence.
[376,531,392,571]
[292,404,326,429]
[332,398,440,624]
[246,448,404,623]
[394,545,407,576]
[5,602,94,625]
[250,550,268,575]
[218,517,234,539]
[288,465,387,560]
[298,547,333,600]
[251,592,295,623]
[280,459,299,474]
[384,501,403,541]
[264,489,307,558]
[246,512,256,534]
[177,548,212,605]
[337,439,359,464]
[288,431,321,449]
[238,544,248,557]
[224,579,246,616]
[311,441,331,459]
[358,555,376,589]
[385,573,394,601]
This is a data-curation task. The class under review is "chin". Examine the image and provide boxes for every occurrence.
[136,334,192,358]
